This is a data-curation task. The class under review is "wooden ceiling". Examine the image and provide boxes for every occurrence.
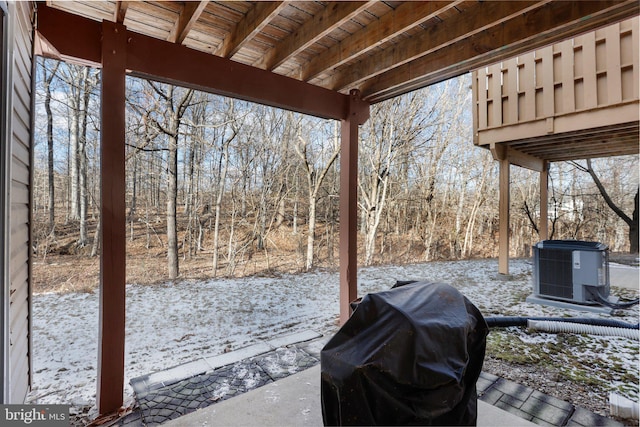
[44,1,640,104]
[502,122,639,163]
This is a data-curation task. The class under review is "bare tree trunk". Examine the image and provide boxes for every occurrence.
[69,94,80,220]
[91,217,100,257]
[43,60,59,236]
[212,128,233,275]
[227,190,237,275]
[275,195,286,228]
[78,67,93,247]
[129,154,138,242]
[293,170,299,234]
[306,193,317,270]
[167,117,179,278]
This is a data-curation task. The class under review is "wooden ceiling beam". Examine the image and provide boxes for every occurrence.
[507,147,545,172]
[361,0,640,102]
[168,0,208,44]
[255,1,372,72]
[113,1,129,24]
[36,4,352,121]
[216,1,288,59]
[327,0,542,93]
[127,34,349,120]
[302,1,459,83]
[36,3,102,66]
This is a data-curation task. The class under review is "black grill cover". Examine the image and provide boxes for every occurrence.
[321,282,488,426]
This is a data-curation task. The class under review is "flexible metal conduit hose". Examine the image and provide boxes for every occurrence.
[610,393,640,420]
[527,320,640,340]
[484,316,639,329]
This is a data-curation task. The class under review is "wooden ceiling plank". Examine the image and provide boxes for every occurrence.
[522,138,639,156]
[513,139,638,155]
[498,121,640,161]
[216,1,288,59]
[361,0,640,102]
[168,0,209,44]
[51,0,114,22]
[506,139,640,162]
[507,123,639,147]
[126,2,180,26]
[329,0,543,92]
[114,1,129,24]
[545,147,639,162]
[302,1,459,82]
[256,1,373,71]
[523,138,635,153]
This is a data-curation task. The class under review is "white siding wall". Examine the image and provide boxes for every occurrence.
[1,0,33,404]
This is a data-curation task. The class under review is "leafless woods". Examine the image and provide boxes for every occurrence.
[32,58,639,285]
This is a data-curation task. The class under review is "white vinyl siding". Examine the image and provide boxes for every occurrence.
[1,0,33,404]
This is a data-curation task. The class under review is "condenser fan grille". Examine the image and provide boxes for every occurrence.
[538,248,573,299]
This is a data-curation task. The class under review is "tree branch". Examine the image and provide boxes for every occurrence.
[523,201,539,234]
[583,158,633,226]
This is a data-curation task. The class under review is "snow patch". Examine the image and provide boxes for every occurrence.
[27,258,639,409]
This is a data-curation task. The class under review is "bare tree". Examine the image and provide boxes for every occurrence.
[77,67,99,246]
[59,65,83,222]
[461,154,494,258]
[147,83,194,279]
[295,119,340,270]
[253,106,286,253]
[42,59,60,236]
[212,99,239,275]
[359,83,449,264]
[572,158,639,253]
[359,92,428,265]
[56,64,100,246]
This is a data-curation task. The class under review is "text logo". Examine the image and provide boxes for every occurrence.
[1,405,68,426]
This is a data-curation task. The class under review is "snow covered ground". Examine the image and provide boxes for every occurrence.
[27,258,639,412]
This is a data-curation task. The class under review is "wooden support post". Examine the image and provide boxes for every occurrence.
[339,90,369,325]
[539,161,549,241]
[498,158,510,275]
[98,20,127,415]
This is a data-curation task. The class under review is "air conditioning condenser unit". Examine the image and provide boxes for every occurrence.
[532,240,610,305]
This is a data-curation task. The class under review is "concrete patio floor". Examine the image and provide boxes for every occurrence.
[164,364,536,427]
[116,331,625,427]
